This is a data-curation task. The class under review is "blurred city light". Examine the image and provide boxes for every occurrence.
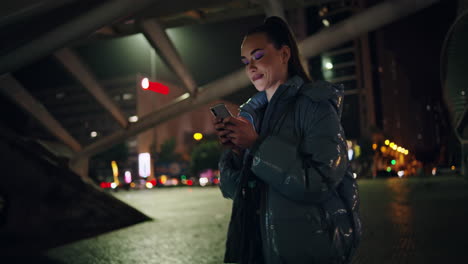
[391,159,396,165]
[325,62,333,69]
[111,182,117,189]
[124,171,132,184]
[372,143,377,150]
[348,149,354,161]
[199,177,209,187]
[390,142,395,148]
[90,131,98,138]
[187,179,193,186]
[141,77,150,89]
[451,165,456,170]
[385,139,390,145]
[432,167,437,176]
[354,145,361,158]
[129,115,138,122]
[140,77,170,94]
[139,153,151,178]
[380,146,387,153]
[353,173,357,179]
[111,161,119,177]
[146,182,154,189]
[322,19,330,27]
[398,171,404,178]
[386,167,392,172]
[193,132,203,141]
[172,179,179,186]
[160,175,168,185]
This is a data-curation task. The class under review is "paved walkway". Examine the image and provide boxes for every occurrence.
[352,175,468,264]
[7,175,468,263]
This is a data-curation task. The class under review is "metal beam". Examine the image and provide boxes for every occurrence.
[0,0,156,75]
[72,0,439,161]
[299,0,439,59]
[262,0,286,19]
[0,74,82,152]
[54,48,129,128]
[141,19,198,96]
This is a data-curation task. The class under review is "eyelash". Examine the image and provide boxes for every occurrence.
[242,51,264,65]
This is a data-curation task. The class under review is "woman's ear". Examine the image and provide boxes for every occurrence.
[281,45,291,64]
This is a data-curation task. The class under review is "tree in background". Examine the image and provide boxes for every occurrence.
[190,140,222,176]
[156,137,183,163]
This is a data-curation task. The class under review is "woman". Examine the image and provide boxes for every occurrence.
[213,16,359,264]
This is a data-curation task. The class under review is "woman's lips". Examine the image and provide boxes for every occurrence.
[252,74,264,81]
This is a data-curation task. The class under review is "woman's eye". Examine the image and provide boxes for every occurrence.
[241,58,249,65]
[253,51,264,60]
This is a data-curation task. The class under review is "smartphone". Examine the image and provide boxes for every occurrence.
[210,103,233,119]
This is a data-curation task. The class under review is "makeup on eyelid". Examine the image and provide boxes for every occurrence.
[241,50,265,65]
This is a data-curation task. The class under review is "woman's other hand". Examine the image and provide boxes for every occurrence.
[223,116,259,150]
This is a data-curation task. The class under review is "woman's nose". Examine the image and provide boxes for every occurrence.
[248,60,256,70]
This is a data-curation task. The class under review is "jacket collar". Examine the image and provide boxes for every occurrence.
[240,75,305,113]
[270,75,305,103]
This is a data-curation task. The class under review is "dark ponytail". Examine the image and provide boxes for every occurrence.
[246,16,311,82]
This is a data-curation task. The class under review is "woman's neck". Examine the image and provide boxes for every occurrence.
[266,73,289,102]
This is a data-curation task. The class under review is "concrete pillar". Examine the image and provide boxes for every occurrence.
[0,74,82,152]
[69,156,91,182]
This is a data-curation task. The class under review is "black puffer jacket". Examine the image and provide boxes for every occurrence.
[219,76,353,264]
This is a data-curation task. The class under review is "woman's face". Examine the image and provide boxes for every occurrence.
[241,33,290,92]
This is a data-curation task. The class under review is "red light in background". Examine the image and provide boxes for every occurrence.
[100,182,111,188]
[187,180,193,186]
[140,78,169,95]
[213,178,219,185]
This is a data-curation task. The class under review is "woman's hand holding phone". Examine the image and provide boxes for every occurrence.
[212,117,243,156]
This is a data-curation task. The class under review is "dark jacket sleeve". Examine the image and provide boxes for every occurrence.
[250,100,348,203]
[218,149,244,200]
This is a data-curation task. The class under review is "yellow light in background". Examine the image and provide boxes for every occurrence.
[392,145,398,150]
[385,140,390,145]
[193,132,203,141]
[451,165,456,170]
[354,145,361,158]
[397,147,402,152]
[160,175,168,184]
[111,161,120,186]
[111,161,119,177]
[372,144,377,150]
[389,142,395,148]
[146,182,153,189]
[380,146,387,153]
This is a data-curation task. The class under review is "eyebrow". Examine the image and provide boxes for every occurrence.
[240,48,264,59]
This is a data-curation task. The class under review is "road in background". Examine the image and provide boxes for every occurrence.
[42,176,468,264]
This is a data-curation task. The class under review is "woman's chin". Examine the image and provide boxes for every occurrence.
[253,83,267,92]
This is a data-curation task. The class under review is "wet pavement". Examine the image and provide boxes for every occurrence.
[38,176,468,263]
